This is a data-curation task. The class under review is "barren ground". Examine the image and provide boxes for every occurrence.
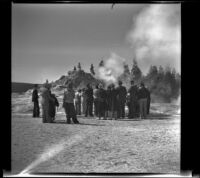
[11,108,180,175]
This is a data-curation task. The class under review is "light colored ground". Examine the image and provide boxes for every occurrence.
[11,110,180,175]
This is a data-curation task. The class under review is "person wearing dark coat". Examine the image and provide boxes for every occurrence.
[32,84,40,118]
[127,80,138,118]
[110,83,118,120]
[137,82,149,119]
[105,85,112,119]
[146,88,151,115]
[96,83,107,120]
[85,84,94,117]
[116,81,127,119]
[63,83,79,124]
[49,91,59,122]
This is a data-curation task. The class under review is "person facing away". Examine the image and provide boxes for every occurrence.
[116,80,127,119]
[85,83,94,117]
[110,83,119,120]
[40,83,53,123]
[146,87,151,115]
[49,91,59,122]
[32,84,40,118]
[93,84,99,117]
[137,82,149,119]
[127,80,138,119]
[96,83,107,120]
[105,85,112,119]
[62,83,79,124]
[75,89,82,115]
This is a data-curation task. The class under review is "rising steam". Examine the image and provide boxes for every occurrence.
[98,52,125,85]
[127,4,181,74]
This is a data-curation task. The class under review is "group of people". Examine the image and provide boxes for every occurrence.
[32,80,151,124]
[73,80,150,120]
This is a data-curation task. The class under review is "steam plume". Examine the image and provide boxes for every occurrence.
[97,52,125,85]
[127,4,181,74]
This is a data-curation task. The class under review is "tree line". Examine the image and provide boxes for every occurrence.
[66,59,181,103]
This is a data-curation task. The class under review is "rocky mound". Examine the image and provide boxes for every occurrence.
[53,70,100,89]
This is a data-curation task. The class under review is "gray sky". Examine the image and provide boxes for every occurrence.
[12,3,180,83]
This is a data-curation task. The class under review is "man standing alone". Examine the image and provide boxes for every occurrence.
[32,84,40,118]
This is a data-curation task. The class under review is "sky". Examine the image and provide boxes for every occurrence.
[12,3,180,84]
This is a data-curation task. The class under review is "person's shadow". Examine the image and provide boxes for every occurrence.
[53,119,105,126]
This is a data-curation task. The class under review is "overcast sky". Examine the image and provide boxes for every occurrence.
[12,3,180,84]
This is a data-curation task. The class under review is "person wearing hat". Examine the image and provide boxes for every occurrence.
[32,84,40,118]
[137,82,149,119]
[63,82,79,124]
[116,80,127,119]
[127,80,138,119]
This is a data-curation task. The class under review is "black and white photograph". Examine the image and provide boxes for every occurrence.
[10,3,181,176]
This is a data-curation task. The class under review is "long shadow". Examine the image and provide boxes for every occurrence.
[53,120,105,126]
[116,113,173,121]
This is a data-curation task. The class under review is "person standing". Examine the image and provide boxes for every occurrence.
[96,83,107,120]
[81,88,87,116]
[63,83,79,124]
[127,80,138,119]
[146,87,151,115]
[32,84,40,118]
[75,89,82,115]
[93,84,99,117]
[116,81,127,119]
[85,84,94,117]
[105,85,112,119]
[49,91,59,122]
[41,83,53,123]
[137,82,149,119]
[110,83,118,120]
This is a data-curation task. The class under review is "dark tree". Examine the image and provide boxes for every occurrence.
[77,62,82,70]
[99,60,104,67]
[130,58,142,82]
[123,63,130,75]
[90,64,95,75]
[74,66,77,71]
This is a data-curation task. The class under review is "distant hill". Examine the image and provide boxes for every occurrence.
[12,82,41,93]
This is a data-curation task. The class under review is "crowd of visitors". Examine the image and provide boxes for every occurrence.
[32,80,151,123]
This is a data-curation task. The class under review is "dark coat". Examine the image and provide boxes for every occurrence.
[128,85,138,101]
[110,88,119,111]
[49,93,59,118]
[137,87,149,100]
[85,87,94,103]
[32,89,39,102]
[116,85,127,103]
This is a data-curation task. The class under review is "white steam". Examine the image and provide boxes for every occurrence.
[98,52,125,85]
[127,4,181,74]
